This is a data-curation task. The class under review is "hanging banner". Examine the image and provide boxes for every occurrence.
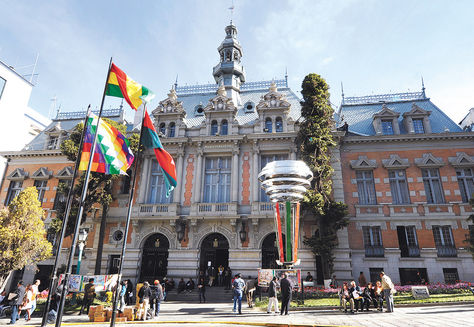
[257,269,301,290]
[58,274,118,292]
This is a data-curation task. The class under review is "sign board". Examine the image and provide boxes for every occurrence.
[257,269,301,290]
[411,286,430,299]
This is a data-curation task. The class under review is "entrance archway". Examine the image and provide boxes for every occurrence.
[140,233,169,282]
[199,233,229,273]
[261,233,286,269]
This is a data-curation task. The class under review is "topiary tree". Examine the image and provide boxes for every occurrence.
[296,73,349,280]
[0,187,53,289]
[54,118,139,274]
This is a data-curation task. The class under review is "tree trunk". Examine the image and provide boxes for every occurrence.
[94,204,108,274]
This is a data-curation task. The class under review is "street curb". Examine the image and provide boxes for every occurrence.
[57,321,353,327]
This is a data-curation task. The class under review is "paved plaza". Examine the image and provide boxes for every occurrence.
[1,302,473,327]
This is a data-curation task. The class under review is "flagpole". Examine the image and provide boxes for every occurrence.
[110,105,147,327]
[55,57,113,327]
[40,104,92,327]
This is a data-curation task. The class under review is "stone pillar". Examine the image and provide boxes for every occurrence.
[252,142,259,202]
[290,147,296,160]
[138,156,150,203]
[231,144,240,202]
[174,149,184,204]
[193,146,203,203]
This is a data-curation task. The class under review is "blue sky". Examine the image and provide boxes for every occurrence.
[1,0,473,123]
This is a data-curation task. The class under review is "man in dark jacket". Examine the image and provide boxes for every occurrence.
[267,277,278,314]
[152,280,164,317]
[279,274,292,316]
[80,278,96,315]
[9,280,26,324]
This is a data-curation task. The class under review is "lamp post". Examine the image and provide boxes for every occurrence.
[176,219,186,243]
[239,220,247,244]
[258,160,312,267]
[76,228,89,274]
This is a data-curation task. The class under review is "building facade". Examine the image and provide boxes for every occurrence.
[338,91,474,284]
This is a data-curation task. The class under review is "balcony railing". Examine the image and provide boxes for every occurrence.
[132,203,178,217]
[401,245,420,257]
[436,245,457,258]
[365,246,385,258]
[191,202,237,216]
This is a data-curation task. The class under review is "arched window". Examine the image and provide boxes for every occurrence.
[275,117,283,132]
[221,120,228,135]
[159,123,166,135]
[168,122,175,137]
[265,118,272,133]
[211,120,218,135]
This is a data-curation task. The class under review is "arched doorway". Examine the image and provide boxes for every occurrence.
[140,233,169,282]
[199,233,229,273]
[261,233,286,269]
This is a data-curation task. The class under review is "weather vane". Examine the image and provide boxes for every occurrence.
[229,0,235,23]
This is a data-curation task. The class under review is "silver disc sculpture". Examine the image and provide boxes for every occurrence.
[258,160,313,266]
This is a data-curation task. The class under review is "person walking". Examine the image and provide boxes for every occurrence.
[267,276,279,314]
[20,284,33,321]
[197,277,206,303]
[118,280,127,313]
[29,279,40,318]
[279,273,292,316]
[380,272,395,312]
[152,280,164,318]
[137,281,152,320]
[80,278,96,315]
[218,265,224,286]
[245,276,256,308]
[125,279,134,305]
[8,280,26,325]
[232,273,245,314]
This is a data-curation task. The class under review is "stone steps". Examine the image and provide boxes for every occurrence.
[165,287,235,303]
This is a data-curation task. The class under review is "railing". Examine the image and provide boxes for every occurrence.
[343,91,425,105]
[55,108,122,120]
[365,246,385,258]
[192,202,237,216]
[133,203,178,217]
[401,245,420,257]
[175,79,288,95]
[437,245,457,257]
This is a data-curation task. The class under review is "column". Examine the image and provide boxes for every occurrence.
[290,147,297,160]
[137,156,150,203]
[252,143,259,202]
[193,148,203,203]
[231,146,239,202]
[174,152,184,204]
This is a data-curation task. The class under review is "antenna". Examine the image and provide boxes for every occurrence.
[421,76,426,98]
[49,96,57,119]
[229,0,235,24]
[30,53,39,83]
[341,82,345,103]
[285,67,288,87]
[174,74,178,90]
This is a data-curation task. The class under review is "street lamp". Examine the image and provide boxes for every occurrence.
[258,160,312,267]
[175,219,186,242]
[76,228,88,274]
[239,220,247,243]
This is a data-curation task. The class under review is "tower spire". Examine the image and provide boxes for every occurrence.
[285,67,288,87]
[341,82,345,104]
[174,74,178,90]
[421,76,426,98]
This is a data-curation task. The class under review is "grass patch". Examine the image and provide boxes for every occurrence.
[255,293,474,308]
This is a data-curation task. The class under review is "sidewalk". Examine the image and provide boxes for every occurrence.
[1,301,473,327]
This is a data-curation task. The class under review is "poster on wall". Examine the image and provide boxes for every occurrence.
[82,275,107,292]
[274,269,301,290]
[257,269,274,287]
[68,275,83,292]
[58,274,118,292]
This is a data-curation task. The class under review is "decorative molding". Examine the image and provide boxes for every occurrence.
[350,155,378,170]
[373,105,400,119]
[31,167,52,180]
[203,85,237,116]
[424,220,458,230]
[448,152,474,168]
[256,82,291,113]
[414,153,445,168]
[54,166,74,179]
[382,154,410,169]
[355,221,387,230]
[7,168,28,181]
[389,220,422,230]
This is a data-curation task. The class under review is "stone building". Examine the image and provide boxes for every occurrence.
[338,90,474,284]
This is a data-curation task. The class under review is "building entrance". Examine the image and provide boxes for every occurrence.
[139,233,169,283]
[199,233,229,274]
[261,233,285,269]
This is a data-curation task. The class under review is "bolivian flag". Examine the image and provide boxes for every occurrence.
[106,63,155,110]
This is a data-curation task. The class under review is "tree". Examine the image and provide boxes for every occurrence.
[54,118,139,274]
[0,187,53,288]
[296,73,349,280]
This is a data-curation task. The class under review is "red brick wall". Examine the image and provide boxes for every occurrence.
[241,152,250,205]
[183,155,194,206]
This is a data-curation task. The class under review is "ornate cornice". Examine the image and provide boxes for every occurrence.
[342,132,474,144]
[0,149,65,159]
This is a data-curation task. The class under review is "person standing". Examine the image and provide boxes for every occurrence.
[20,284,33,321]
[224,267,232,290]
[380,272,395,312]
[245,276,256,308]
[125,279,134,305]
[218,265,224,286]
[137,281,152,320]
[267,276,279,314]
[232,273,245,314]
[198,277,206,303]
[29,280,40,318]
[279,273,292,316]
[358,272,367,288]
[80,278,96,315]
[305,272,313,282]
[152,280,164,317]
[9,280,26,325]
[118,280,127,313]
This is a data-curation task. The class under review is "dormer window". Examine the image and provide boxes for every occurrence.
[211,120,218,135]
[413,119,425,134]
[194,105,204,116]
[221,120,228,135]
[244,102,254,113]
[381,120,394,135]
[265,118,272,133]
[275,117,283,132]
[168,122,175,137]
[47,136,59,149]
[159,123,166,135]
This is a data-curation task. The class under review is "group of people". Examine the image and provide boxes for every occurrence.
[4,279,41,324]
[339,271,395,314]
[203,266,233,289]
